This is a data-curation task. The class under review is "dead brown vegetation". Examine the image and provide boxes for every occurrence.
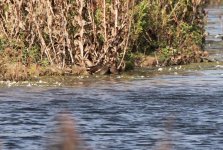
[0,0,132,75]
[0,0,207,80]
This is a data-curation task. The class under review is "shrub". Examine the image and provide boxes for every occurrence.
[0,0,207,77]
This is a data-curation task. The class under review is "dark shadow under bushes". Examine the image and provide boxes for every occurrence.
[0,0,208,80]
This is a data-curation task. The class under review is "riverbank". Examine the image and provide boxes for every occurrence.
[0,60,222,87]
[0,1,207,81]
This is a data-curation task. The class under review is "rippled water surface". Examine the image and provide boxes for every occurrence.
[1,70,223,150]
[0,6,223,150]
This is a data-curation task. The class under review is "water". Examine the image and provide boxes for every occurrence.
[205,6,223,61]
[0,6,223,150]
[1,71,223,150]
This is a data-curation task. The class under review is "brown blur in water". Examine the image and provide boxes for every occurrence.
[47,114,84,150]
[154,117,175,150]
[46,113,174,150]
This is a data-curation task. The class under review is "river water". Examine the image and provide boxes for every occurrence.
[0,6,223,150]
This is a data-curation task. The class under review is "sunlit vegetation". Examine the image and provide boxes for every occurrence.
[207,0,223,6]
[0,0,208,80]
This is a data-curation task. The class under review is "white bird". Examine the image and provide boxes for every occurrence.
[214,34,223,39]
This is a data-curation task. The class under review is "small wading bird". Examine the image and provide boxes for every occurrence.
[215,34,223,40]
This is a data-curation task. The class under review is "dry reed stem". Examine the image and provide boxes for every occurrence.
[0,0,207,74]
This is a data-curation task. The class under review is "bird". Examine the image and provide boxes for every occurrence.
[214,34,223,40]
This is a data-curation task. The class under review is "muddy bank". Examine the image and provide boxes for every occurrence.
[0,61,222,87]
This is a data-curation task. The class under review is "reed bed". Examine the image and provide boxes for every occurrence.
[0,0,207,80]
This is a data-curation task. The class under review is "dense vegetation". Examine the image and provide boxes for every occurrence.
[208,0,223,5]
[0,0,208,80]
